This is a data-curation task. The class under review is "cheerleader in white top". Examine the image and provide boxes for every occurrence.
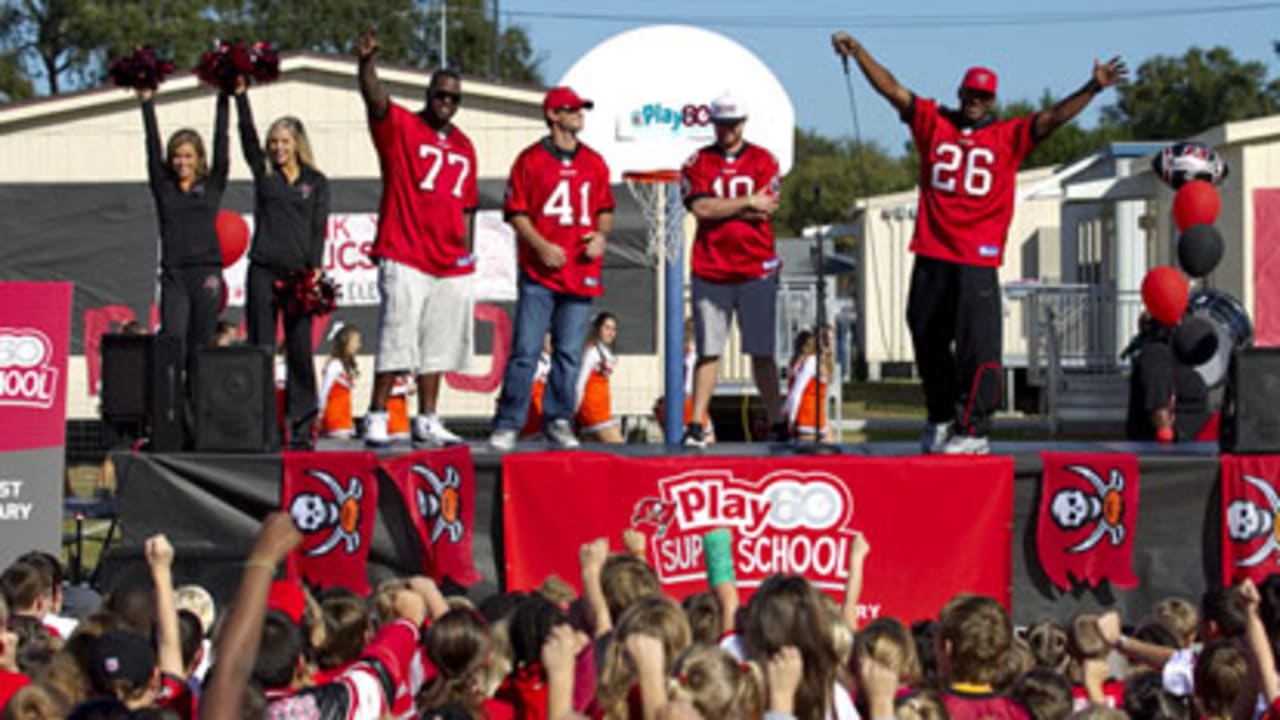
[575,312,623,443]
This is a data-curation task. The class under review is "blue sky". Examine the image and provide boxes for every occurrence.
[506,0,1280,155]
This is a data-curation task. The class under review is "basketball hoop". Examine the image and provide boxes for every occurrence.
[623,169,683,267]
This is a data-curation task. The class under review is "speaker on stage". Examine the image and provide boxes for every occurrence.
[194,346,278,453]
[101,334,184,451]
[1221,348,1280,453]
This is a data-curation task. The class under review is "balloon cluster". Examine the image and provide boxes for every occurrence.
[195,40,280,92]
[107,46,176,90]
[1140,141,1244,382]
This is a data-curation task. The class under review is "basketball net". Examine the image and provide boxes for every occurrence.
[623,170,683,266]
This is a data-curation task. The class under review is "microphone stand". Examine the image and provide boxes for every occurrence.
[791,187,844,455]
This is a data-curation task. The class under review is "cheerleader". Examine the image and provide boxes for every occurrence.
[520,333,552,438]
[575,312,623,443]
[233,78,331,449]
[136,84,229,382]
[785,327,835,441]
[319,325,361,439]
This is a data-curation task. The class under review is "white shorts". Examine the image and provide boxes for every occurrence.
[374,259,473,374]
[692,274,778,358]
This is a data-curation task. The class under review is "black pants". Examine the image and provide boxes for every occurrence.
[906,255,1002,437]
[246,263,317,446]
[159,265,223,382]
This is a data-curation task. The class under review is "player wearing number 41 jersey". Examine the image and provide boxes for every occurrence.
[357,27,478,448]
[833,31,1126,454]
[489,86,614,451]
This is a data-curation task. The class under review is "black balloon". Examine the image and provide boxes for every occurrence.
[1173,316,1219,366]
[1177,224,1224,278]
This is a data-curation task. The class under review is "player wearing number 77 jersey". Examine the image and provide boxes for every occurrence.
[357,27,478,448]
[488,85,614,451]
[833,30,1125,454]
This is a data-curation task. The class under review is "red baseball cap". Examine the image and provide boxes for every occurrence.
[267,580,306,625]
[543,86,594,113]
[960,67,998,95]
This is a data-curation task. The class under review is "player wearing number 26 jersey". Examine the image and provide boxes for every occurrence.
[908,96,1034,267]
[834,30,1126,454]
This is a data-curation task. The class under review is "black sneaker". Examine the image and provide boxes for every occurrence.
[681,423,707,448]
[768,422,791,443]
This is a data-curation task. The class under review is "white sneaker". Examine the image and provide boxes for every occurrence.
[364,411,390,448]
[488,428,517,452]
[941,434,990,455]
[921,421,954,454]
[545,419,580,449]
[413,414,463,447]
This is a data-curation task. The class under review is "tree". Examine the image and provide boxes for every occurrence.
[773,128,916,235]
[0,50,32,101]
[1102,46,1280,139]
[0,0,542,97]
[1001,92,1130,169]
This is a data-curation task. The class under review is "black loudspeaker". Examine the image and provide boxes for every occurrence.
[100,334,185,451]
[194,346,278,452]
[1221,348,1280,453]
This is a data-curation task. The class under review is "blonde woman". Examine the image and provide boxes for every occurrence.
[233,78,331,449]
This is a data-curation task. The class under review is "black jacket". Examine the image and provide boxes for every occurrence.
[142,95,229,268]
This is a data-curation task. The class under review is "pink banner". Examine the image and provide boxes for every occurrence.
[0,283,71,453]
[1253,189,1280,346]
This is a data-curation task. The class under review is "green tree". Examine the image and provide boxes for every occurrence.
[1001,92,1130,169]
[0,50,32,101]
[1101,46,1280,139]
[774,128,915,234]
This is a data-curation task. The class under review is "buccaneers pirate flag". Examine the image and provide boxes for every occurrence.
[1221,455,1280,585]
[1037,452,1140,590]
[281,451,379,595]
[379,446,481,587]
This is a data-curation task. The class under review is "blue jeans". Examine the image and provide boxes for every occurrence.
[493,273,592,431]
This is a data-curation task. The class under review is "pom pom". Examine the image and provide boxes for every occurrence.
[194,40,280,91]
[275,270,339,317]
[107,46,176,90]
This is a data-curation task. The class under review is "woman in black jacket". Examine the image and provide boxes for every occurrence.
[137,86,229,381]
[234,78,331,448]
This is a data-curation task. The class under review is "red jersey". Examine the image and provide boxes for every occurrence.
[504,138,614,297]
[682,142,781,282]
[369,103,479,277]
[907,97,1037,267]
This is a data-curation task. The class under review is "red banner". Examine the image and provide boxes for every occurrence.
[0,282,72,567]
[281,451,379,595]
[379,446,482,587]
[503,453,1013,623]
[1037,452,1140,591]
[1221,455,1280,584]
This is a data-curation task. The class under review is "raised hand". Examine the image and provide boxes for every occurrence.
[145,534,174,568]
[357,27,380,62]
[831,31,861,58]
[1093,57,1127,89]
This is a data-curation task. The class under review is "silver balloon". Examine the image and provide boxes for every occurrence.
[1188,289,1253,387]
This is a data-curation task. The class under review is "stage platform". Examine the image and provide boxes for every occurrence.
[102,440,1226,624]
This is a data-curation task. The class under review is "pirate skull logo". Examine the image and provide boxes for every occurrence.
[631,497,677,538]
[1048,465,1127,553]
[1227,475,1280,568]
[288,470,364,557]
[412,464,464,543]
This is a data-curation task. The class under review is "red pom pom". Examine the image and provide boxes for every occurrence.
[1173,180,1221,230]
[1141,266,1190,327]
[108,46,176,90]
[250,42,280,84]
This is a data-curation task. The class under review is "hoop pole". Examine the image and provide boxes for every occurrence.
[663,181,685,446]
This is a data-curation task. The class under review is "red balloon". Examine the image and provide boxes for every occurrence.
[1141,266,1190,326]
[215,210,250,267]
[1172,180,1220,230]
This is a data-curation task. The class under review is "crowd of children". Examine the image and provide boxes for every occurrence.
[0,512,1273,720]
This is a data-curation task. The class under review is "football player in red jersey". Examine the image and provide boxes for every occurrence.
[833,31,1125,454]
[356,28,479,448]
[680,92,786,448]
[489,86,615,451]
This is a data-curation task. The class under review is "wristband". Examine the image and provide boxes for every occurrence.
[244,558,276,572]
[1116,634,1129,650]
[703,529,736,587]
[1086,79,1103,94]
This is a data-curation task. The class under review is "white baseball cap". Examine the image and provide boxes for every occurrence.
[709,92,748,122]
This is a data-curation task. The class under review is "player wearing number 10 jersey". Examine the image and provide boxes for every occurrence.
[357,28,478,448]
[489,86,614,451]
[834,30,1125,454]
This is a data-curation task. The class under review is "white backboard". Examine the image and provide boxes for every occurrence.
[559,25,795,182]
